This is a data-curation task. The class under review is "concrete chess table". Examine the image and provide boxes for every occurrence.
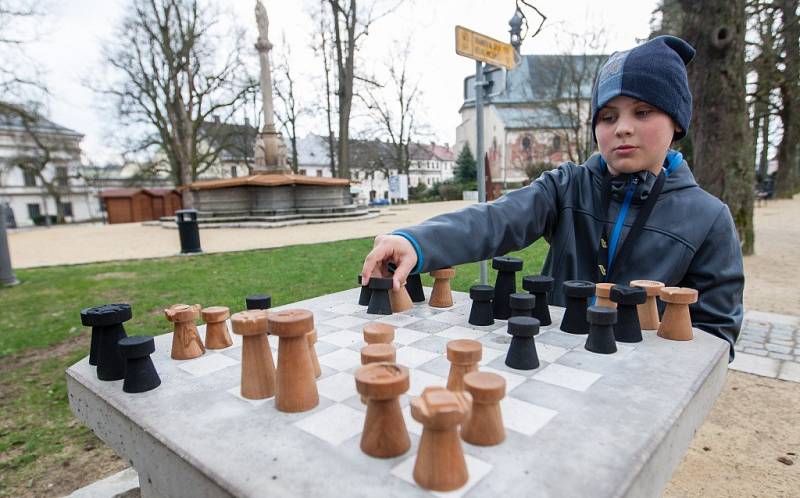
[66,288,729,498]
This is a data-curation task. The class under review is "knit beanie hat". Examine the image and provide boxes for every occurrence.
[591,35,695,141]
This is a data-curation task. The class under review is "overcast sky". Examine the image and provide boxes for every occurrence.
[23,0,658,164]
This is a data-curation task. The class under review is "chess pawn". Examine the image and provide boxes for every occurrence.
[201,306,233,349]
[461,371,506,446]
[360,343,396,403]
[594,283,617,309]
[492,256,524,319]
[505,316,540,370]
[355,362,411,458]
[446,339,482,392]
[429,268,456,308]
[231,310,276,399]
[245,294,272,310]
[389,283,414,313]
[164,304,205,360]
[560,280,595,334]
[522,275,554,326]
[609,285,647,343]
[584,306,618,354]
[367,277,393,315]
[307,329,321,378]
[118,336,161,393]
[468,284,494,326]
[268,309,319,412]
[509,292,536,318]
[406,273,426,303]
[657,287,698,341]
[80,303,132,380]
[363,322,395,345]
[630,280,665,330]
[411,387,473,492]
[357,274,372,306]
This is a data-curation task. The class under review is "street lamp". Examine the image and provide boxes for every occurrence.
[509,8,523,54]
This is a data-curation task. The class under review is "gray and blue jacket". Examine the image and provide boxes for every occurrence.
[395,151,744,358]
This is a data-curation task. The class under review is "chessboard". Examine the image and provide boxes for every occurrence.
[67,286,729,498]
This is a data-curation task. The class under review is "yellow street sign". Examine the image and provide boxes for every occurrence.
[455,25,517,70]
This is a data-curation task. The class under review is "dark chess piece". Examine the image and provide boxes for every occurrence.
[610,285,647,343]
[468,285,494,326]
[406,273,426,303]
[492,256,524,320]
[367,277,393,315]
[118,336,161,393]
[505,316,540,370]
[561,280,595,335]
[522,275,554,326]
[246,294,272,310]
[357,275,372,306]
[509,293,535,318]
[81,303,131,381]
[584,305,618,354]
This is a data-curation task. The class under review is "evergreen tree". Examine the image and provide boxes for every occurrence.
[454,144,477,184]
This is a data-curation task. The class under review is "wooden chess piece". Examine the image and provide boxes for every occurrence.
[355,362,411,458]
[81,303,131,380]
[594,282,617,309]
[307,329,321,378]
[118,336,161,393]
[630,280,665,330]
[446,339,482,392]
[657,287,698,341]
[164,304,205,360]
[461,371,505,446]
[389,284,414,313]
[429,268,456,308]
[360,343,396,403]
[268,309,319,412]
[363,322,395,345]
[201,306,233,349]
[492,256,524,319]
[231,310,276,399]
[411,386,473,492]
[522,275,554,326]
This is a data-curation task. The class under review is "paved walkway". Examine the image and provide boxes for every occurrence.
[730,310,800,382]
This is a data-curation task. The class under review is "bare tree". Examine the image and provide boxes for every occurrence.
[310,2,338,176]
[774,0,799,197]
[0,1,46,105]
[274,35,303,173]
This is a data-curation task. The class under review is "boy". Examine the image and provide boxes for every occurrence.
[361,36,744,358]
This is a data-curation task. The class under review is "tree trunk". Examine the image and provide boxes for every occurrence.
[775,0,799,197]
[679,0,754,254]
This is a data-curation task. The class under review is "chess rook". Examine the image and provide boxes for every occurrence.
[357,274,372,306]
[81,304,132,380]
[561,280,595,334]
[231,310,276,399]
[429,268,455,308]
[522,275,554,326]
[610,285,647,343]
[118,336,161,393]
[594,283,617,309]
[201,306,233,349]
[630,280,665,330]
[389,283,414,313]
[509,292,536,318]
[367,277,393,315]
[164,304,206,360]
[446,339,482,392]
[461,371,506,446]
[355,362,411,458]
[268,309,320,412]
[245,294,272,310]
[657,287,698,341]
[468,284,495,326]
[411,387,473,492]
[363,322,395,345]
[505,316,540,370]
[307,329,321,378]
[360,343,396,403]
[405,273,426,302]
[584,305,618,354]
[491,256,524,319]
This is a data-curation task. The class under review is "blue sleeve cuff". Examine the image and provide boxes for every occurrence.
[392,231,424,274]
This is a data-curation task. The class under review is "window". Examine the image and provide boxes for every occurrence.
[231,166,238,178]
[60,202,73,217]
[55,166,69,186]
[552,135,561,150]
[27,203,41,220]
[522,136,532,150]
[22,168,37,187]
[316,170,323,177]
[299,168,307,175]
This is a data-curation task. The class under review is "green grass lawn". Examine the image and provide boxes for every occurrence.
[0,236,548,496]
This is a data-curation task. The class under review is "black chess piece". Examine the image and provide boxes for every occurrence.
[610,285,647,343]
[367,277,393,315]
[560,280,595,335]
[118,336,161,393]
[522,275,554,326]
[505,316,541,370]
[492,256,524,320]
[509,293,536,318]
[81,304,131,380]
[468,285,495,326]
[405,273,426,303]
[246,294,272,310]
[357,275,372,306]
[585,305,618,354]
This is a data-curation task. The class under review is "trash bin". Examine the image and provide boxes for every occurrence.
[175,209,202,254]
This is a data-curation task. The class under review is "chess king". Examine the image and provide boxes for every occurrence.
[361,36,744,361]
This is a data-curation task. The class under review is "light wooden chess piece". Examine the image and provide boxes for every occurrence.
[231,310,275,399]
[461,371,506,446]
[429,268,456,308]
[360,343,396,403]
[630,280,665,330]
[201,306,233,349]
[268,309,319,412]
[355,362,411,458]
[657,287,698,341]
[389,283,414,312]
[594,283,617,309]
[307,329,321,378]
[446,339,482,392]
[164,304,205,360]
[411,386,473,491]
[363,322,395,345]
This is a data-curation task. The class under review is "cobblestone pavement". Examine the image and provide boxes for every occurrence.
[730,309,800,383]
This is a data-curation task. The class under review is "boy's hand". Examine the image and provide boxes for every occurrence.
[361,234,418,291]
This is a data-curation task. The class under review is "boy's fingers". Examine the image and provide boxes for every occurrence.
[392,257,416,290]
[361,250,383,286]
